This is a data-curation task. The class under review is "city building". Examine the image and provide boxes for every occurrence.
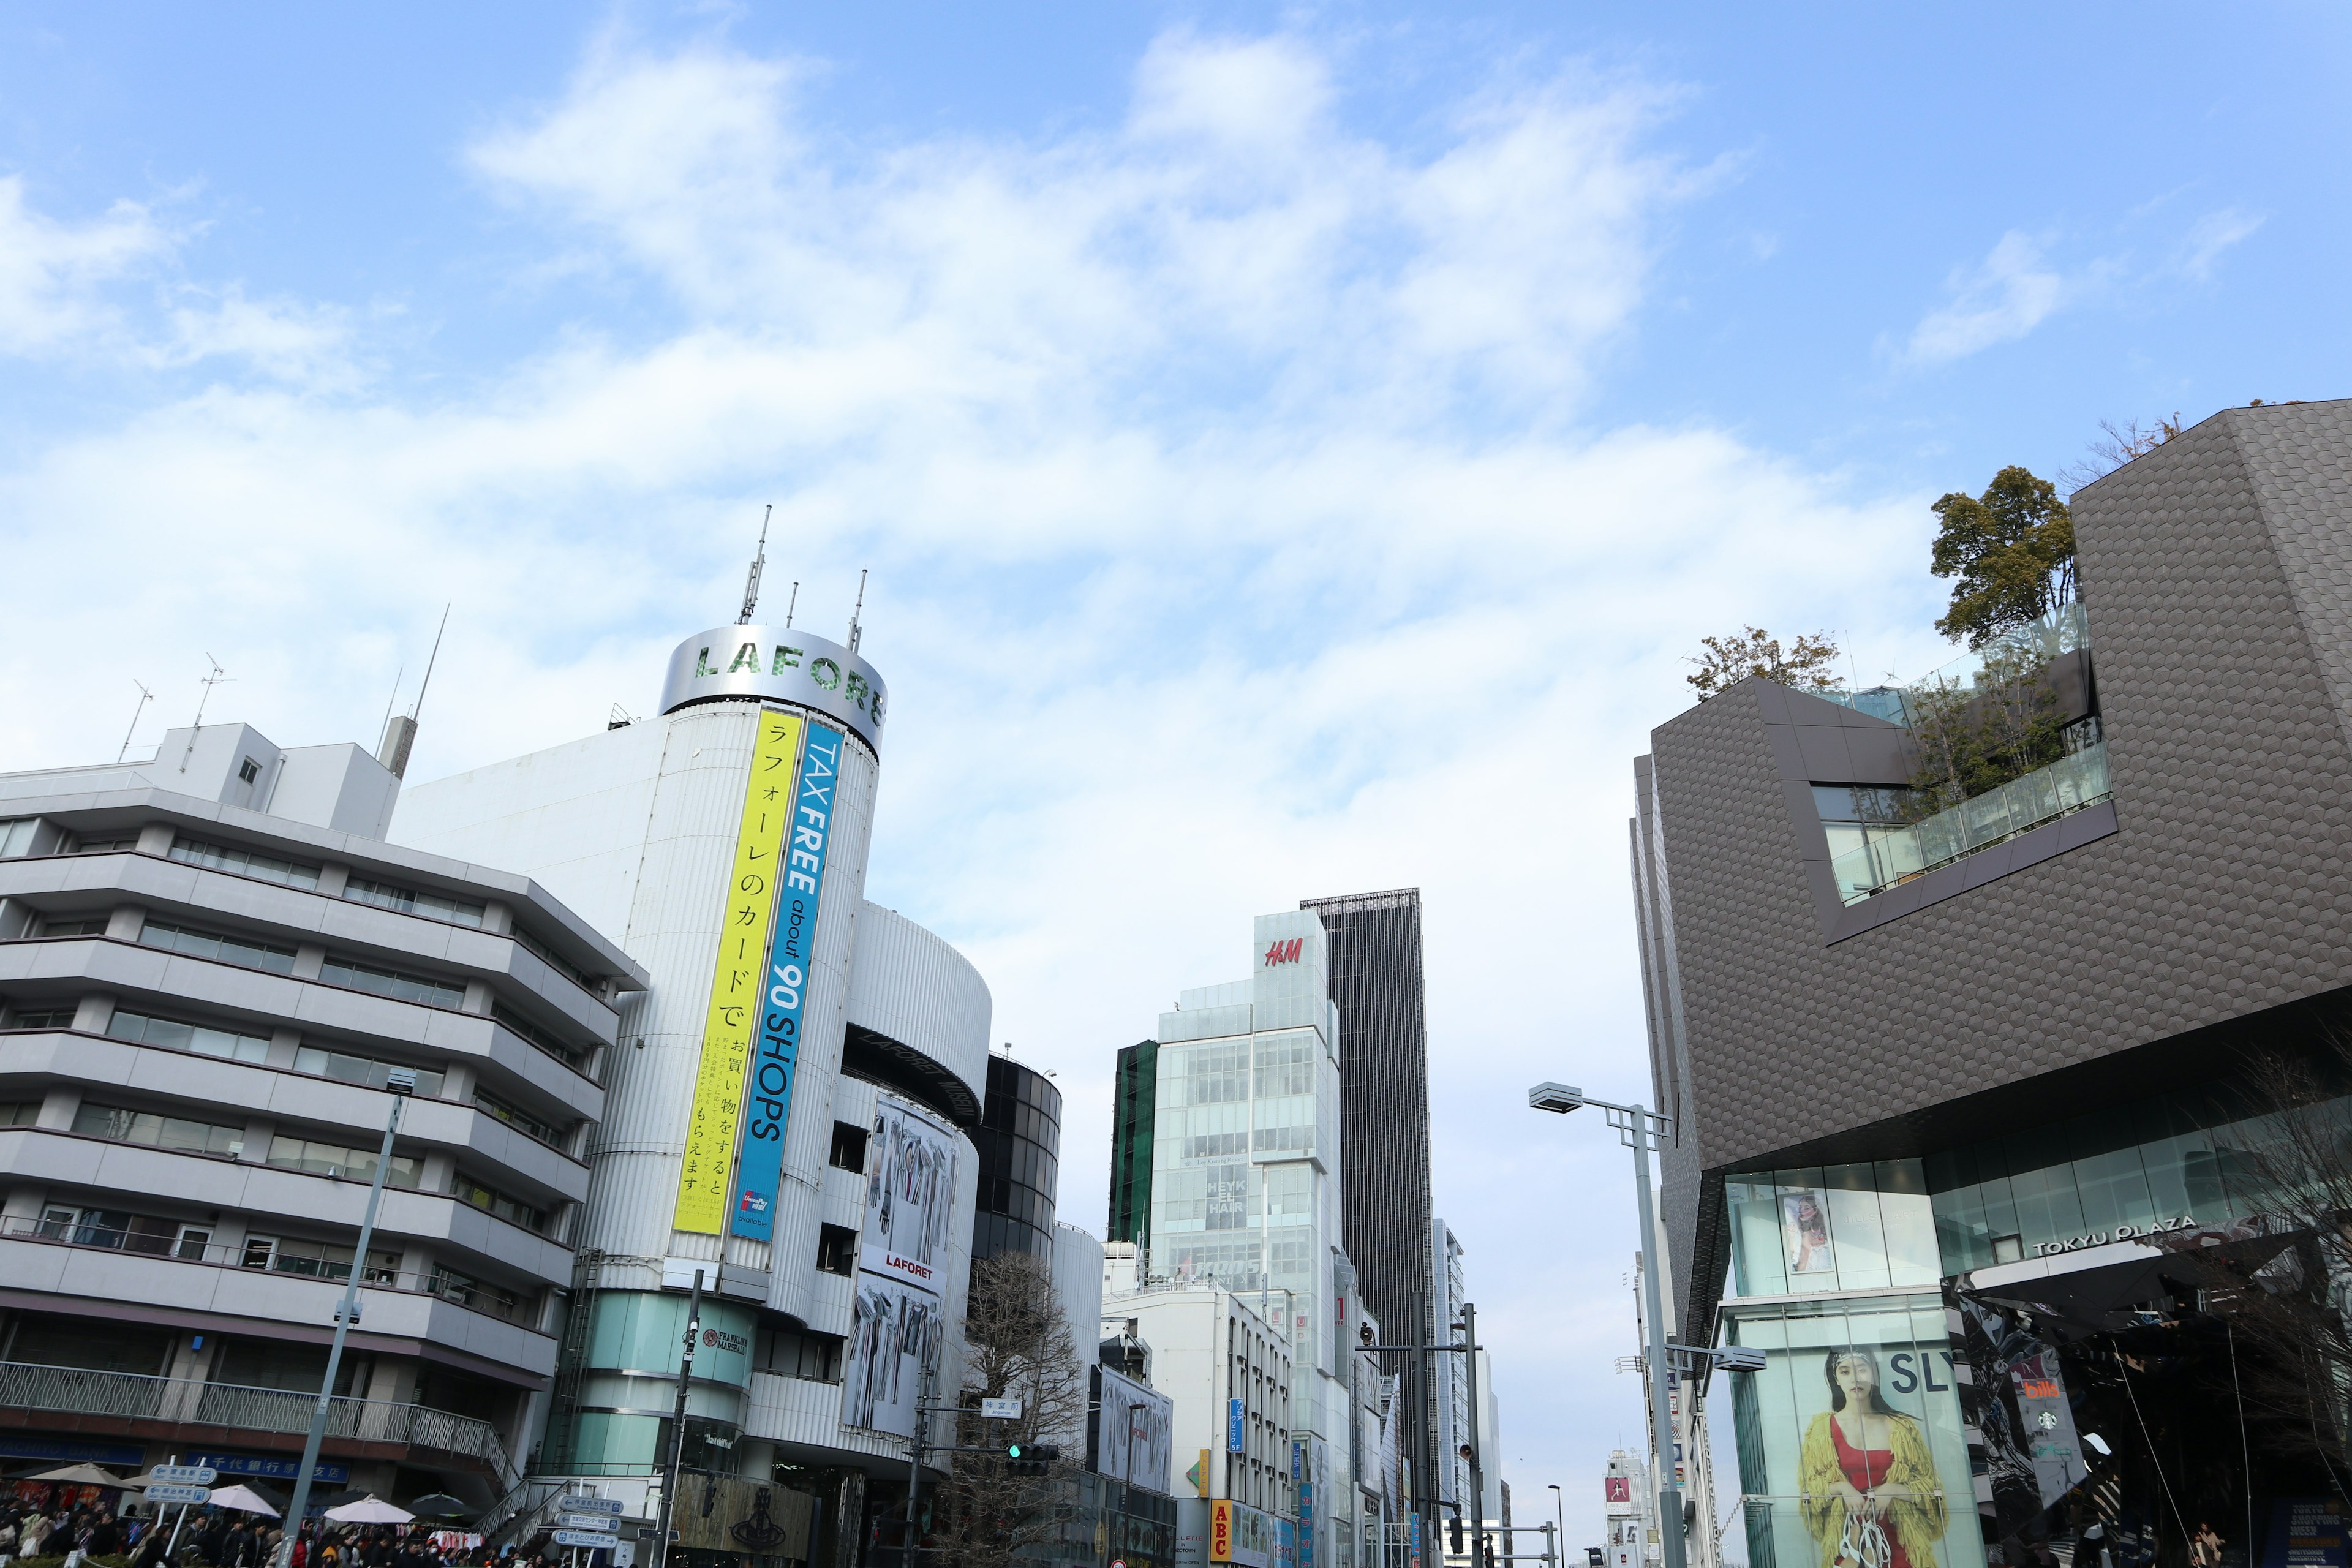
[1428,1219,1469,1518]
[1106,1039,1155,1253]
[394,617,990,1562]
[0,718,641,1506]
[974,1050,1063,1262]
[1628,401,2352,1568]
[1096,1284,1292,1517]
[1300,888,1435,1506]
[1112,909,1359,1567]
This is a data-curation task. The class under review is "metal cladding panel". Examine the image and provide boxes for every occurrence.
[1636,398,2352,1341]
[763,734,878,1322]
[845,902,992,1109]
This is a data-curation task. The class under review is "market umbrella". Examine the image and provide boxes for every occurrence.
[26,1464,129,1487]
[208,1485,283,1518]
[325,1498,415,1525]
[404,1494,469,1519]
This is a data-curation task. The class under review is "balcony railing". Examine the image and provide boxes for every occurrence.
[0,1216,536,1325]
[0,1360,513,1478]
[1830,741,2112,904]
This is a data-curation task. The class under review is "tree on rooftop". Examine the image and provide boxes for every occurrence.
[1685,627,1842,703]
[1930,467,2078,649]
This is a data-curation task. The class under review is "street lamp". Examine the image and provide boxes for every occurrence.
[1548,1483,1564,1568]
[1526,1083,1684,1568]
[279,1067,418,1564]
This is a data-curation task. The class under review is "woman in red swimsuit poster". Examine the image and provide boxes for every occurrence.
[1799,1350,1949,1568]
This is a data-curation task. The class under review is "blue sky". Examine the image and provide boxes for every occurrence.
[2,1,2343,1545]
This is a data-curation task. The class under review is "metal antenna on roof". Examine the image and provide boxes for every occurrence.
[410,605,450,722]
[784,581,799,630]
[118,679,155,764]
[846,568,868,654]
[738,505,772,625]
[377,665,404,748]
[180,656,234,773]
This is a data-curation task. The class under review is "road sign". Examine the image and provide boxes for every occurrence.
[980,1397,1023,1420]
[552,1531,619,1550]
[562,1498,626,1517]
[151,1466,218,1486]
[560,1516,624,1531]
[145,1486,213,1506]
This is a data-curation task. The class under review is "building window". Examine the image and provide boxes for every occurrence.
[110,1009,272,1065]
[756,1324,845,1382]
[293,1044,445,1098]
[169,835,321,889]
[68,833,140,855]
[0,1101,40,1125]
[511,923,598,993]
[72,1101,244,1158]
[341,875,485,928]
[816,1224,858,1276]
[3,1006,78,1030]
[237,757,262,785]
[475,1089,568,1149]
[34,916,108,938]
[0,819,34,858]
[266,1133,421,1187]
[139,920,298,974]
[320,954,467,1010]
[242,1234,399,1283]
[829,1121,869,1172]
[492,1005,587,1069]
[449,1170,549,1235]
[431,1264,521,1319]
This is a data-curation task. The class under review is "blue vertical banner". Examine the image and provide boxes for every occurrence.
[1227,1397,1245,1453]
[728,722,845,1240]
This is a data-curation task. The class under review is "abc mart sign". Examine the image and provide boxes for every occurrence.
[660,626,889,753]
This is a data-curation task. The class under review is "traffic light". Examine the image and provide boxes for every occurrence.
[1588,1548,1606,1567]
[1006,1442,1061,1477]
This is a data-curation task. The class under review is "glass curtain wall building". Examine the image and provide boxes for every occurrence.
[974,1052,1061,1261]
[1108,1038,1156,1250]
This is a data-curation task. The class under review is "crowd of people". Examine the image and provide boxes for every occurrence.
[0,1504,548,1568]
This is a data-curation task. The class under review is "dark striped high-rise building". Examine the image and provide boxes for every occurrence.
[1300,887,1435,1468]
[1106,1039,1156,1248]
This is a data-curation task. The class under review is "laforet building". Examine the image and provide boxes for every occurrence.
[1630,401,2352,1568]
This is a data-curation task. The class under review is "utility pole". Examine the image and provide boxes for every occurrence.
[1462,1303,1485,1568]
[651,1269,706,1568]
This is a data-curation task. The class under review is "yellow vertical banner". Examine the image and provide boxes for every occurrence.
[674,707,805,1234]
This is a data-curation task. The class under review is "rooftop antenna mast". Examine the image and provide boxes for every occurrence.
[410,605,450,722]
[784,581,799,630]
[118,679,155,764]
[377,665,405,750]
[738,505,772,625]
[846,568,867,654]
[180,656,234,774]
[378,607,447,782]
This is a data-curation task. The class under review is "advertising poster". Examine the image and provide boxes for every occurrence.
[861,1098,959,1293]
[674,708,804,1234]
[842,1272,942,1437]
[1781,1191,1836,1275]
[728,720,843,1240]
[1727,1310,1985,1568]
[1096,1365,1175,1493]
[1210,1499,1272,1568]
[1207,1164,1250,1231]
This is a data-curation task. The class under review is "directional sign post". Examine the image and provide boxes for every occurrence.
[980,1397,1023,1421]
[553,1531,620,1551]
[151,1466,218,1486]
[560,1516,625,1532]
[562,1499,625,1517]
[145,1487,213,1506]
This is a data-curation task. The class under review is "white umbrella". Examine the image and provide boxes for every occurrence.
[325,1498,414,1525]
[28,1464,127,1487]
[208,1484,282,1517]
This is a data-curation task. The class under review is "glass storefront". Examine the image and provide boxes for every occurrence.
[1722,1296,1984,1568]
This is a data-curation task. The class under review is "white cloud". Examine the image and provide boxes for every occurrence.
[0,31,1945,1537]
[2178,206,2263,281]
[0,176,171,354]
[1901,230,2070,366]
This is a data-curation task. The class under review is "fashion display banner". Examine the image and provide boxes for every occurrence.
[674,709,805,1234]
[842,1272,943,1438]
[728,719,844,1241]
[1728,1317,1983,1568]
[1095,1364,1175,1493]
[860,1097,958,1294]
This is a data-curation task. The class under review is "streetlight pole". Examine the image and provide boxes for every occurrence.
[1527,1085,1684,1568]
[279,1068,416,1565]
[1548,1483,1565,1568]
[651,1268,706,1568]
[1461,1303,1485,1568]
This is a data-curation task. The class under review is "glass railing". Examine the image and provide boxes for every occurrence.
[1831,741,2111,904]
[1817,602,2089,726]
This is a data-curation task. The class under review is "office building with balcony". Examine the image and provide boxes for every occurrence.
[1630,401,2352,1568]
[0,718,641,1506]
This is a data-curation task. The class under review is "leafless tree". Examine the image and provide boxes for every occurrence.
[2059,414,2185,491]
[924,1251,1091,1568]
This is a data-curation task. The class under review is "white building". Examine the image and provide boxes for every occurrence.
[1095,1283,1291,1517]
[393,620,993,1557]
[1136,909,1360,1567]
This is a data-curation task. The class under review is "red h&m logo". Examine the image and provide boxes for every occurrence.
[1263,938,1304,966]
